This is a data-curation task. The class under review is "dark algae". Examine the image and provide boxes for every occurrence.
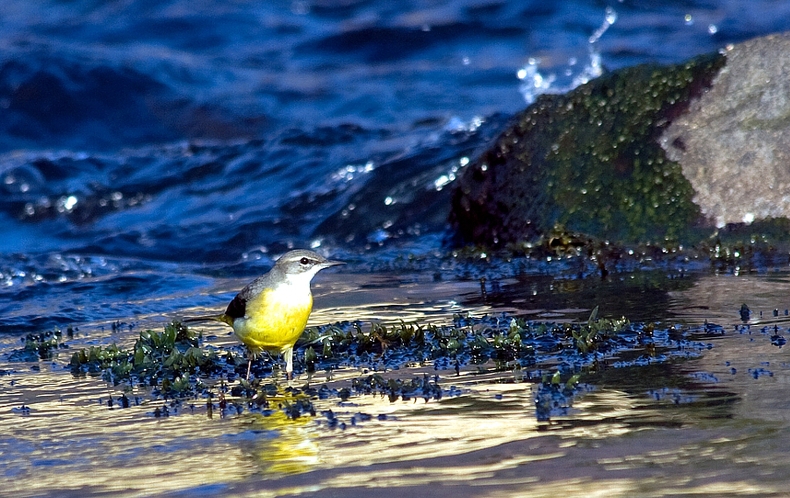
[69,321,225,397]
[65,311,724,421]
[450,52,727,247]
[7,329,68,362]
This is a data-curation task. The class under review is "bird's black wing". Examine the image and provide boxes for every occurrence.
[224,293,247,320]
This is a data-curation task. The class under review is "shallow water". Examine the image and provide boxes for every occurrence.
[4,268,790,497]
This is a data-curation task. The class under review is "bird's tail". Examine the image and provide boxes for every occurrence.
[182,314,233,326]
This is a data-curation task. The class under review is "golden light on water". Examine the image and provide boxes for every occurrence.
[234,410,321,475]
[4,272,790,496]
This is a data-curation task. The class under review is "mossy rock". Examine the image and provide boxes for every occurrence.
[450,52,727,247]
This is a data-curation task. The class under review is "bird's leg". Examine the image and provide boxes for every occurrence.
[246,348,257,381]
[284,346,294,384]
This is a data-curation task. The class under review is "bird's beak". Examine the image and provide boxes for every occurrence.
[323,259,345,268]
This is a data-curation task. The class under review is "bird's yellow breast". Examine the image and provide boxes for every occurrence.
[232,287,313,354]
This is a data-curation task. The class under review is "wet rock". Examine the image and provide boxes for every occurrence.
[660,33,790,228]
[450,52,727,247]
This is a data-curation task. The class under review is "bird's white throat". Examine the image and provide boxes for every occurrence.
[272,269,320,302]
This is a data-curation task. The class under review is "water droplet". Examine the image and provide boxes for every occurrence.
[64,195,78,211]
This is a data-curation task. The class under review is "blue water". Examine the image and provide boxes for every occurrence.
[2,0,790,333]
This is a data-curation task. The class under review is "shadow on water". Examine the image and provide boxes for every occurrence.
[463,270,698,323]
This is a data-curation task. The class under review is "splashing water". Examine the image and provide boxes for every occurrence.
[518,7,616,104]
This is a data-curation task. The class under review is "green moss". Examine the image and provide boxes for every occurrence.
[62,310,722,424]
[68,312,635,399]
[300,311,631,375]
[8,329,66,362]
[451,52,727,247]
[70,321,224,396]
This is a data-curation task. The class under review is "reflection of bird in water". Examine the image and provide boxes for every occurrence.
[236,409,320,475]
[185,250,343,380]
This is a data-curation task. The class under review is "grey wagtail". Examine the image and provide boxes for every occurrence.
[185,249,343,380]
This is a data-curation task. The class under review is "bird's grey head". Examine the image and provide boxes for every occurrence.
[274,249,344,278]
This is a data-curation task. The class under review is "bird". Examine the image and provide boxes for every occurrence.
[185,249,343,381]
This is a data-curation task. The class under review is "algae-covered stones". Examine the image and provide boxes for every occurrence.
[450,52,727,247]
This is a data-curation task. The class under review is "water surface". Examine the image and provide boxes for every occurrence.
[4,269,790,497]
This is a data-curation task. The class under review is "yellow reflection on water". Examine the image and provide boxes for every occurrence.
[234,408,320,475]
[6,271,790,496]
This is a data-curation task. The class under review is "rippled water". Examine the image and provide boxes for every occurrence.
[4,269,790,497]
[3,1,790,273]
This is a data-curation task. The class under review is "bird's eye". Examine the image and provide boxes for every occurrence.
[300,257,309,265]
